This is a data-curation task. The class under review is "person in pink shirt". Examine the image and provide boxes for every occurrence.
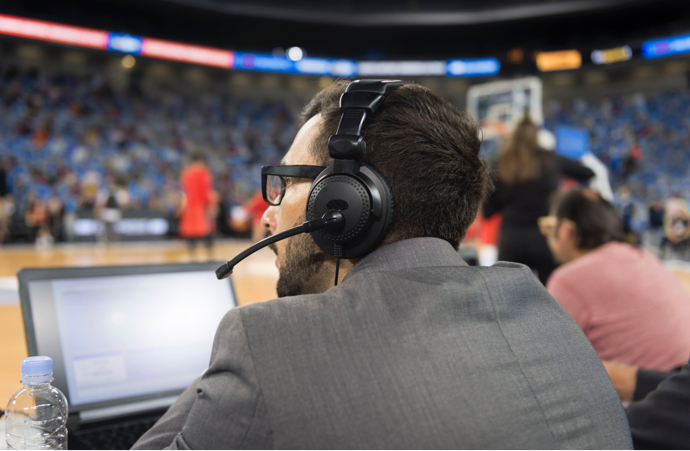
[540,188,690,371]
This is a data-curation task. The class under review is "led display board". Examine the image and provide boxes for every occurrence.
[642,33,690,58]
[446,58,500,77]
[234,52,357,76]
[536,50,582,71]
[106,33,143,54]
[142,38,233,68]
[591,45,632,65]
[358,61,446,76]
[296,57,356,77]
[0,13,234,68]
[0,12,501,78]
[0,13,107,49]
[234,52,293,72]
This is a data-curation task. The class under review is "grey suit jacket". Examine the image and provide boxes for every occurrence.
[133,237,632,449]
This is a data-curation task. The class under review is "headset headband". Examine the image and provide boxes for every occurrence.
[327,80,404,163]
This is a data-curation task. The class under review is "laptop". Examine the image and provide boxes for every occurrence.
[17,262,237,450]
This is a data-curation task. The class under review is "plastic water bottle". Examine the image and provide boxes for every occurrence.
[5,357,68,450]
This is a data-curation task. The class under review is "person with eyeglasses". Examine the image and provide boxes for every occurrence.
[133,82,631,449]
[541,188,690,371]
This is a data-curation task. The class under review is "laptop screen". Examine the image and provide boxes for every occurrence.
[21,264,236,411]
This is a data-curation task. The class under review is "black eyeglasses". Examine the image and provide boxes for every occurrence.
[261,165,326,206]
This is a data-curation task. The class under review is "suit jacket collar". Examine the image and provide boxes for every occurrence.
[343,237,467,283]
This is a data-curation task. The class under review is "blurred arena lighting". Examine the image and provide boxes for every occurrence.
[141,37,234,68]
[286,46,304,61]
[108,33,143,54]
[357,61,446,76]
[121,54,136,69]
[235,52,292,72]
[446,58,501,77]
[643,32,690,59]
[536,50,582,71]
[507,48,524,64]
[0,11,503,78]
[591,45,632,65]
[0,11,671,78]
[233,52,358,77]
[0,13,107,48]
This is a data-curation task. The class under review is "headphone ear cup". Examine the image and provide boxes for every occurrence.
[356,164,394,254]
[306,164,393,259]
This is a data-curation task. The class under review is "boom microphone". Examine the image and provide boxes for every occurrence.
[215,210,344,280]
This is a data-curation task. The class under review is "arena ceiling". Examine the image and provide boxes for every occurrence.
[2,0,690,60]
[154,0,644,26]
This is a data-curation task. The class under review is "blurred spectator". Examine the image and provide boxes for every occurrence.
[0,65,295,243]
[0,159,7,197]
[662,194,690,259]
[47,196,63,242]
[180,153,215,260]
[615,185,638,245]
[25,198,52,247]
[483,116,594,285]
[645,199,665,251]
[546,90,690,245]
[243,191,269,242]
[543,188,690,370]
[98,178,128,243]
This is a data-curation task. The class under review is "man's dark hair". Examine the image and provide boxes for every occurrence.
[551,188,624,250]
[190,152,205,163]
[301,80,491,249]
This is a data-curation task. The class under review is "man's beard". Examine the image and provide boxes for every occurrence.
[271,230,329,298]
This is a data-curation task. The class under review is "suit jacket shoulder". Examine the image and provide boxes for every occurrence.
[233,243,631,449]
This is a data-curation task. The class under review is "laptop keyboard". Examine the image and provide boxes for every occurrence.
[71,416,159,450]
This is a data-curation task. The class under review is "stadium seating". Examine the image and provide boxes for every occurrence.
[544,89,690,233]
[0,65,296,242]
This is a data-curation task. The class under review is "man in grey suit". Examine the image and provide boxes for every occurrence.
[133,81,632,449]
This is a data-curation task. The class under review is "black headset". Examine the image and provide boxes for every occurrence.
[306,79,404,260]
[215,79,404,281]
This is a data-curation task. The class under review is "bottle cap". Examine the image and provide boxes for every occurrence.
[21,356,53,383]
